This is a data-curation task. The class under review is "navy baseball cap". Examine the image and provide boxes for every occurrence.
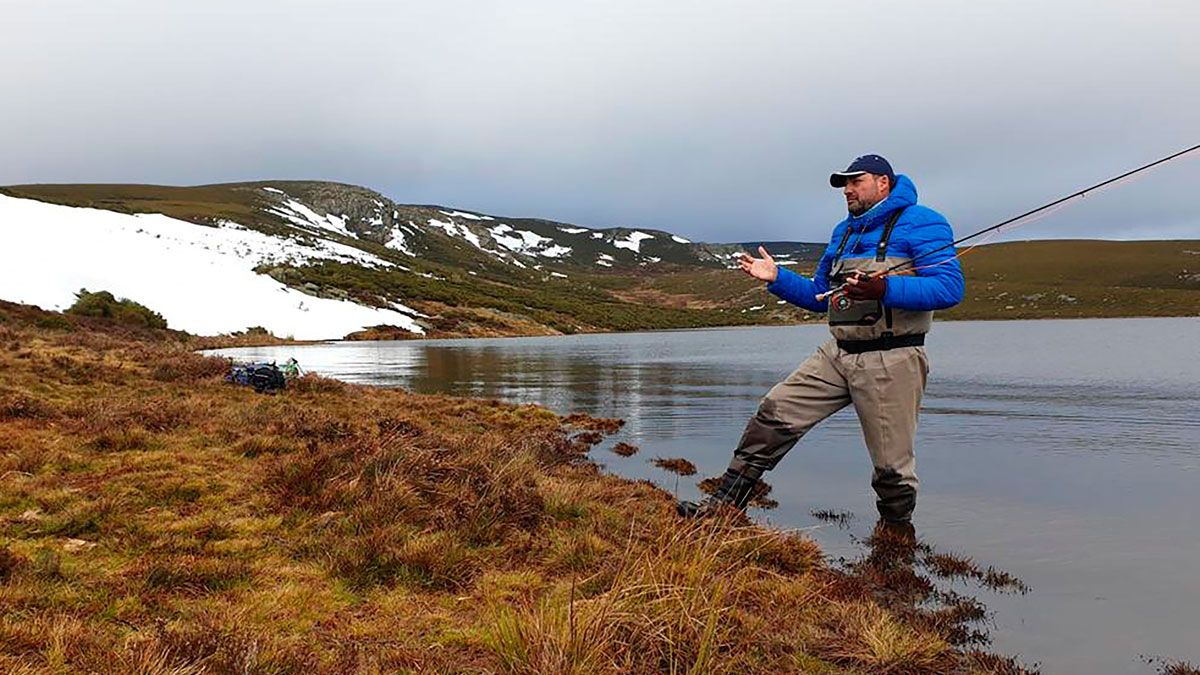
[830,154,895,188]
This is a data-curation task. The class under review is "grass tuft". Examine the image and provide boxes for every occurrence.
[652,456,697,476]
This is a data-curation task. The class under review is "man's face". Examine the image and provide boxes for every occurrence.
[843,173,891,216]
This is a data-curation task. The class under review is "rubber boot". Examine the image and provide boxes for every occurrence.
[676,467,761,518]
[872,467,916,524]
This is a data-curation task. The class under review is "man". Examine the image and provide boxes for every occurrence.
[678,154,964,524]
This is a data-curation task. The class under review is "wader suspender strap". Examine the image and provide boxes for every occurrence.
[830,206,906,278]
[875,207,906,262]
[832,226,853,261]
[829,225,857,278]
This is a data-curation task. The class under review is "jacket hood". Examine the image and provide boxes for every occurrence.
[844,174,918,230]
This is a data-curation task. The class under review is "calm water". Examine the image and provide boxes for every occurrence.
[212,318,1200,674]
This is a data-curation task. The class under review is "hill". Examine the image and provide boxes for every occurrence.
[0,182,1194,339]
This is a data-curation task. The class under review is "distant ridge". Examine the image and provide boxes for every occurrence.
[1,181,1195,339]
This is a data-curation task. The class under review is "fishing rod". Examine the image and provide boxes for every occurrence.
[815,141,1200,302]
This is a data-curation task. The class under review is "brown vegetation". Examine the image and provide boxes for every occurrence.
[611,442,639,457]
[0,299,1033,673]
[652,457,698,477]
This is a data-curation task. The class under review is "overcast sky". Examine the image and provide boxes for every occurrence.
[3,1,1197,243]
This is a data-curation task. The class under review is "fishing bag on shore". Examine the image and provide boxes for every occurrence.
[226,362,287,394]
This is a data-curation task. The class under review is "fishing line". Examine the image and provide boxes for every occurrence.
[816,141,1200,301]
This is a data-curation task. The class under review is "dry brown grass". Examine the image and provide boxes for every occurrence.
[652,457,697,476]
[0,299,1033,673]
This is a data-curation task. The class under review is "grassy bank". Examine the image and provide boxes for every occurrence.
[0,300,1036,673]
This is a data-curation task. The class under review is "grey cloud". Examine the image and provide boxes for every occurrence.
[2,0,1197,243]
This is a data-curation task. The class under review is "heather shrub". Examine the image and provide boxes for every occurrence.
[66,288,168,329]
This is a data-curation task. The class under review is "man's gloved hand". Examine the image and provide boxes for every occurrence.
[845,271,887,301]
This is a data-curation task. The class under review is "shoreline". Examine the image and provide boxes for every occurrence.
[199,312,1200,349]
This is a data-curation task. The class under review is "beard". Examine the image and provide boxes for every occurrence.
[847,194,880,216]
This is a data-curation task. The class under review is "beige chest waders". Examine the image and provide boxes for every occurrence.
[724,207,927,523]
[826,208,932,342]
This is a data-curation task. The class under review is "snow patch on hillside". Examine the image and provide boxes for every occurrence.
[671,235,691,244]
[267,197,353,237]
[385,225,415,256]
[427,218,485,251]
[538,245,571,258]
[558,226,589,234]
[440,210,493,221]
[0,195,423,339]
[613,231,655,253]
[489,224,550,252]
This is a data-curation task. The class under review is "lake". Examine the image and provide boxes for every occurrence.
[211,318,1200,674]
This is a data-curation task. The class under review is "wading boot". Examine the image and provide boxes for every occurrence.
[676,467,761,518]
[872,467,916,525]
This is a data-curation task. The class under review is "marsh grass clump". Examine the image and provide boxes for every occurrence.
[138,555,253,595]
[611,441,639,457]
[812,509,855,526]
[0,299,1036,673]
[288,371,348,394]
[149,350,230,382]
[562,413,624,433]
[652,456,697,476]
[924,551,1031,594]
[232,435,301,458]
[0,391,55,420]
[123,615,321,674]
[87,429,155,453]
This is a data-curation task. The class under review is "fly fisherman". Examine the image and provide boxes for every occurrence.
[678,154,964,525]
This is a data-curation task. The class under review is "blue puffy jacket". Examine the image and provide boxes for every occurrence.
[766,174,964,313]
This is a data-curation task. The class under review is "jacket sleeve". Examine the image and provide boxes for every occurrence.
[883,219,965,311]
[766,250,833,313]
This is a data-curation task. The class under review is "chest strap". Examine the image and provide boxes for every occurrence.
[875,206,906,262]
[831,206,908,269]
[831,225,853,261]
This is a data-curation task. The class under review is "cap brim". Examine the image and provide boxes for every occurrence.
[829,171,866,188]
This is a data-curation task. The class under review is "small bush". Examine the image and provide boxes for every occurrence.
[35,314,75,331]
[66,288,168,329]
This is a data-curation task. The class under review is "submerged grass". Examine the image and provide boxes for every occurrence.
[0,299,1034,673]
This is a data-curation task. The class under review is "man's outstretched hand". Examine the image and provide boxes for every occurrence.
[738,246,779,283]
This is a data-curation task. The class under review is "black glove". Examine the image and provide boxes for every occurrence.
[845,271,887,301]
